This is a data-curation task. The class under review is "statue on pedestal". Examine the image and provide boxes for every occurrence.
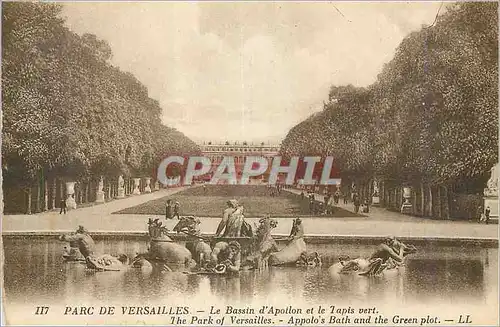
[117,175,125,198]
[65,182,77,209]
[144,177,152,193]
[401,186,412,214]
[483,163,498,221]
[484,164,498,197]
[133,178,141,195]
[372,179,380,205]
[96,176,105,203]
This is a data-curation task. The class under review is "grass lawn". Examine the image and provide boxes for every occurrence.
[114,185,364,218]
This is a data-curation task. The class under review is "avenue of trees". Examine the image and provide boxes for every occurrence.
[2,2,199,213]
[280,2,498,219]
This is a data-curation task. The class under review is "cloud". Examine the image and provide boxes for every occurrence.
[61,2,444,143]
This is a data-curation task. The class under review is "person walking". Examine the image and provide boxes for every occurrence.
[327,194,335,215]
[362,199,370,213]
[59,198,67,214]
[477,206,483,223]
[353,193,360,214]
[165,200,173,220]
[324,193,331,213]
[343,187,349,204]
[308,192,315,214]
[334,190,340,205]
[173,201,181,219]
[485,206,491,225]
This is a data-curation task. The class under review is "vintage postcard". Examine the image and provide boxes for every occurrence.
[1,1,498,326]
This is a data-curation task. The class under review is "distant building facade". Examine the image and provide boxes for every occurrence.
[199,141,280,184]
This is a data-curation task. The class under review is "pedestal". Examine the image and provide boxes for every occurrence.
[483,163,499,220]
[144,177,152,193]
[400,186,412,214]
[117,175,125,198]
[95,177,105,203]
[132,178,141,195]
[65,182,77,209]
[96,191,105,203]
[117,188,125,198]
[372,179,380,206]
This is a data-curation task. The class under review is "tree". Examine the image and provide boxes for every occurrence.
[281,2,498,189]
[2,2,200,192]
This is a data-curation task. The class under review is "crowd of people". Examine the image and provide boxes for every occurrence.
[478,205,492,224]
[299,187,371,215]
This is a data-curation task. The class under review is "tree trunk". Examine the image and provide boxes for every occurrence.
[60,181,65,206]
[436,186,442,219]
[108,180,112,200]
[395,188,399,209]
[35,174,41,213]
[412,185,417,215]
[393,188,397,209]
[91,181,96,202]
[420,182,424,217]
[399,187,403,209]
[82,182,89,203]
[75,185,80,204]
[26,188,32,215]
[79,185,83,204]
[427,185,433,217]
[389,188,393,208]
[44,180,49,211]
[50,179,56,210]
[367,180,372,204]
[380,181,384,206]
[442,185,450,220]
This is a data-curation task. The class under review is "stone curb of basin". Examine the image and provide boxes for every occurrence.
[3,231,498,248]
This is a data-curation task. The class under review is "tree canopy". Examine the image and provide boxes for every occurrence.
[2,2,199,186]
[280,2,498,187]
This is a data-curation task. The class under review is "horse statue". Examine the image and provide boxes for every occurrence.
[268,218,307,266]
[142,218,196,268]
[295,252,322,267]
[172,216,212,268]
[242,216,279,269]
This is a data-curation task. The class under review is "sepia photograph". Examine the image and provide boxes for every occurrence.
[1,1,498,326]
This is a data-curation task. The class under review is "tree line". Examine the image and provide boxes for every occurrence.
[2,2,199,212]
[280,2,498,218]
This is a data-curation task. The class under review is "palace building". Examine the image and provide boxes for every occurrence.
[199,141,281,183]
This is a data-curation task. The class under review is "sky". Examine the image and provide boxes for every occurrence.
[62,1,445,144]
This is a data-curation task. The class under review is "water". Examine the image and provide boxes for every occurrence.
[2,238,498,325]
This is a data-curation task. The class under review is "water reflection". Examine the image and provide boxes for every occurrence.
[2,238,497,308]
